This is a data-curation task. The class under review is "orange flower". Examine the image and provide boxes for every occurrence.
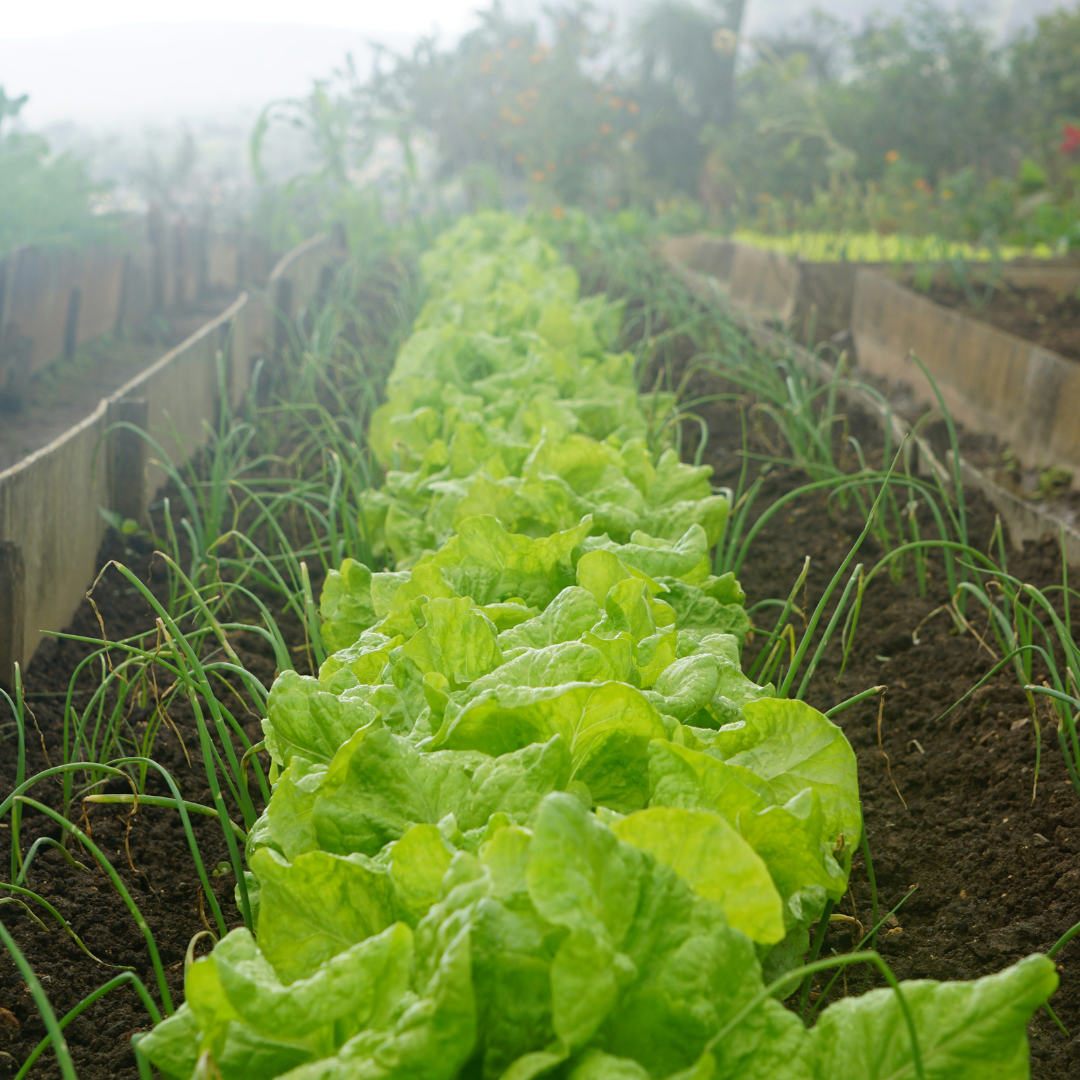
[627,101,639,115]
[885,149,900,164]
[514,152,526,164]
[712,28,738,55]
[599,122,612,135]
[609,96,623,109]
[508,38,522,49]
[913,177,930,193]
[552,205,566,220]
[941,189,954,200]
[545,160,556,172]
[532,170,546,182]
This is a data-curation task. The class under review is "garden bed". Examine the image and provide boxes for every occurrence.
[2,223,1078,1079]
[1,389,1078,1078]
[689,392,1080,1078]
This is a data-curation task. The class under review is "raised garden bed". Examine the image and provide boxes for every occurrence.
[0,299,237,473]
[3,386,1078,1078]
[907,275,1080,364]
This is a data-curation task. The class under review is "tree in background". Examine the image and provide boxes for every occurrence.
[631,0,747,194]
[372,4,636,207]
[1011,4,1080,184]
[826,3,1016,183]
[0,87,116,259]
[251,3,651,233]
[247,0,1080,250]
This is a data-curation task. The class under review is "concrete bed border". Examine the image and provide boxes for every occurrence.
[660,235,1080,567]
[0,233,344,688]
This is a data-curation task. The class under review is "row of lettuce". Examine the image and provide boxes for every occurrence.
[138,213,1055,1080]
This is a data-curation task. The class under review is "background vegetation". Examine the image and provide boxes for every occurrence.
[0,88,119,259]
[4,0,1080,258]
[250,0,1080,253]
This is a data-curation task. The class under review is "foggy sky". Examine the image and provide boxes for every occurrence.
[0,0,1068,129]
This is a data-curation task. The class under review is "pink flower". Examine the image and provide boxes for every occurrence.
[1061,124,1080,154]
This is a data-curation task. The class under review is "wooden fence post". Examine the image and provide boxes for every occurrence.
[0,542,25,692]
[63,285,82,360]
[108,397,150,525]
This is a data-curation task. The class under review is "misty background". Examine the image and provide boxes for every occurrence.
[0,1,1063,205]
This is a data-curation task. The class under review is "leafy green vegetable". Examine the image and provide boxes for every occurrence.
[611,807,784,944]
[714,698,861,858]
[319,560,378,654]
[803,953,1057,1080]
[263,673,379,768]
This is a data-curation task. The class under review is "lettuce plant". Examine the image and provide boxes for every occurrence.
[137,213,1056,1080]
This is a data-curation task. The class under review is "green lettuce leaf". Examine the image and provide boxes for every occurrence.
[497,586,603,654]
[390,824,456,920]
[266,755,328,860]
[526,792,642,945]
[611,807,784,945]
[402,596,503,688]
[211,924,412,1053]
[659,579,751,645]
[580,525,711,583]
[263,672,381,768]
[714,698,861,855]
[252,847,397,983]
[429,515,592,610]
[644,654,720,721]
[310,726,571,857]
[806,953,1057,1080]
[431,681,667,812]
[134,1005,201,1080]
[319,560,378,654]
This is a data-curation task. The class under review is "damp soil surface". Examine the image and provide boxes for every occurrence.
[2,351,1080,1078]
[919,280,1080,363]
[0,523,317,1080]
[690,384,1080,1078]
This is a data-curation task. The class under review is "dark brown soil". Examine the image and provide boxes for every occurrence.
[693,389,1080,1077]
[921,281,1080,363]
[0,525,315,1080]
